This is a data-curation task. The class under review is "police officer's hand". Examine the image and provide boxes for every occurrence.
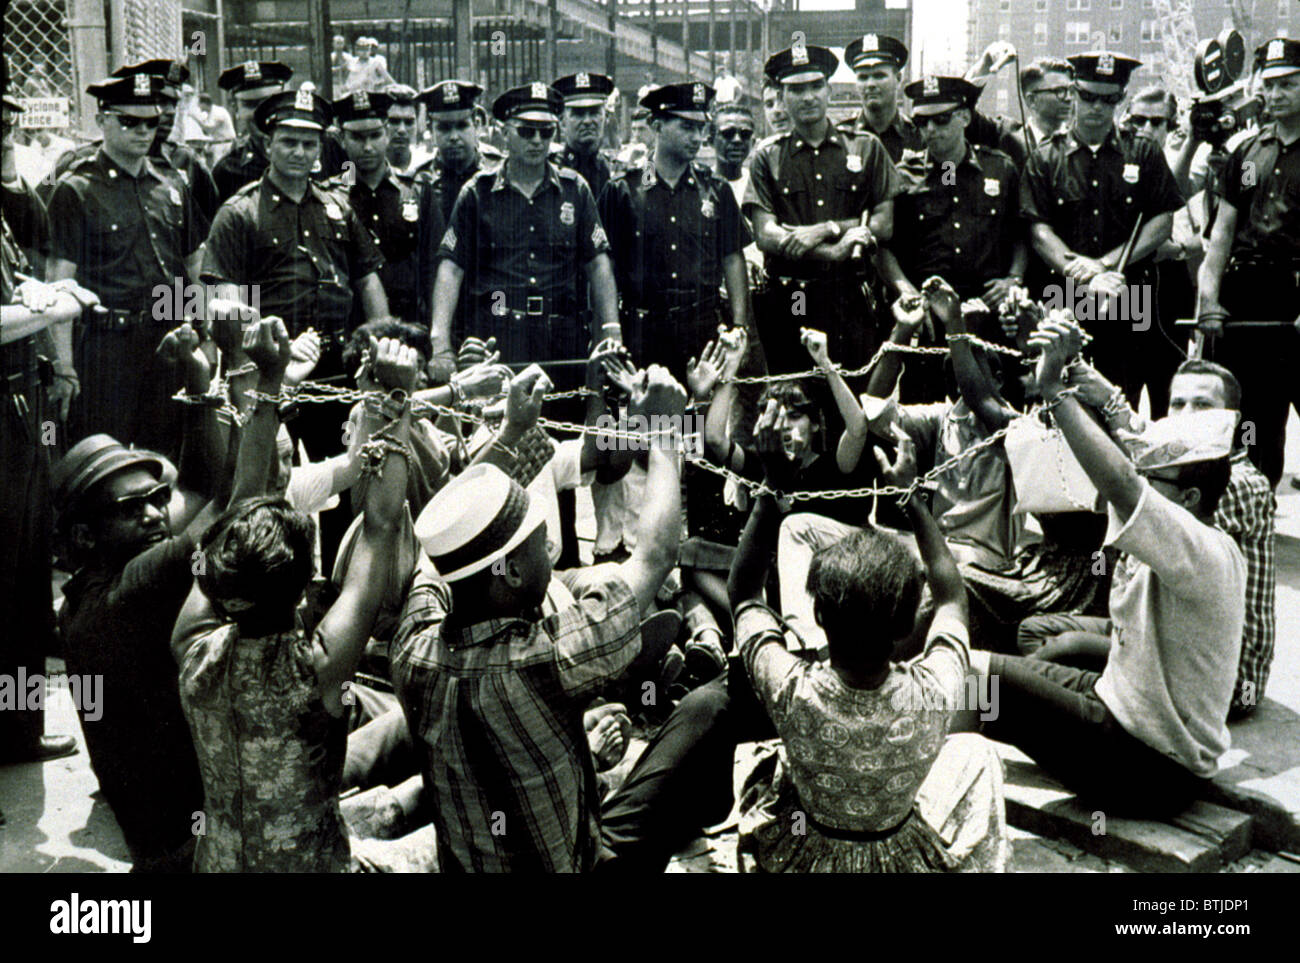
[369,336,421,394]
[838,226,876,262]
[873,424,918,490]
[454,361,512,401]
[1063,255,1106,284]
[982,276,1019,311]
[14,279,58,312]
[457,336,497,370]
[1196,291,1228,338]
[243,317,292,380]
[800,328,833,369]
[47,278,101,310]
[285,329,322,387]
[716,325,749,379]
[686,338,727,400]
[1089,271,1127,315]
[504,367,549,435]
[637,365,688,422]
[780,222,838,258]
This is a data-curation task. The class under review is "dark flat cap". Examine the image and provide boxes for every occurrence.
[254,87,332,134]
[218,61,293,99]
[418,80,483,114]
[641,82,715,122]
[52,434,168,518]
[1067,51,1142,87]
[904,75,980,115]
[493,82,564,122]
[764,43,839,84]
[845,34,908,71]
[553,72,614,107]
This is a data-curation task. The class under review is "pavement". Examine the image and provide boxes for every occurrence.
[3,411,1299,874]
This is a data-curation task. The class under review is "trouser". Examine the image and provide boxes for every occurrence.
[622,303,726,383]
[753,275,881,379]
[0,351,54,757]
[72,311,182,457]
[982,655,1203,816]
[776,512,859,655]
[1209,261,1300,487]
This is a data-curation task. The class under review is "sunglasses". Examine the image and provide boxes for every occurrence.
[1032,86,1073,101]
[717,127,754,141]
[914,110,958,129]
[1127,115,1169,129]
[510,124,556,140]
[108,112,162,130]
[1074,86,1124,106]
[103,482,172,521]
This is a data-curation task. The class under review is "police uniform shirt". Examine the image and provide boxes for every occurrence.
[160,140,220,229]
[839,107,1026,168]
[48,149,204,311]
[553,144,614,200]
[2,175,50,268]
[1020,127,1184,261]
[891,143,1021,297]
[212,130,350,204]
[329,167,427,322]
[437,163,609,307]
[744,126,899,279]
[201,176,384,335]
[1216,122,1300,262]
[838,110,921,163]
[598,161,749,311]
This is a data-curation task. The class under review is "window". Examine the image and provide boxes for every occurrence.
[1067,0,1090,9]
[1140,19,1155,43]
[1035,22,1049,44]
[1110,0,1123,8]
[998,23,1012,41]
[1109,23,1123,43]
[1066,21,1091,43]
[1035,0,1048,11]
[999,0,1010,9]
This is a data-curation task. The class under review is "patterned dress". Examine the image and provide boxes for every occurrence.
[736,603,1008,873]
[178,624,350,872]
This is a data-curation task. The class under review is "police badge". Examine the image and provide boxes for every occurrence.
[846,154,863,173]
[1122,163,1140,184]
[560,201,575,225]
[984,177,1000,197]
[295,87,315,111]
[325,201,344,220]
[133,75,152,97]
[402,199,418,222]
[701,197,716,219]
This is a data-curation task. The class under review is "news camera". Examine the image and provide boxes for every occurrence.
[1189,29,1262,149]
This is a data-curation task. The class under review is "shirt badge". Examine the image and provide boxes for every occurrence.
[701,197,716,219]
[295,87,315,111]
[1122,163,1140,184]
[441,226,458,250]
[402,198,419,221]
[168,186,182,205]
[325,201,344,220]
[560,201,575,225]
[592,225,608,247]
[984,177,1000,197]
[641,167,657,189]
[846,153,863,173]
[311,158,322,173]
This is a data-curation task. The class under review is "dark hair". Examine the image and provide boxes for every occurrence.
[1173,358,1242,411]
[197,496,316,625]
[807,528,923,670]
[758,380,826,451]
[342,317,433,368]
[1131,84,1178,121]
[1021,57,1073,91]
[1174,456,1231,518]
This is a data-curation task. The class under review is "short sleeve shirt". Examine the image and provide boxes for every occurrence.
[1216,124,1300,262]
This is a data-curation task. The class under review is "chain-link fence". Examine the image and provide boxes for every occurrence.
[117,0,184,64]
[3,1,77,102]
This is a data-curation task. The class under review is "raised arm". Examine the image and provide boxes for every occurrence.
[700,326,749,469]
[230,317,292,504]
[922,277,1014,433]
[865,294,925,404]
[801,327,868,473]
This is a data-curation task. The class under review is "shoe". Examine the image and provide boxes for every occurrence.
[683,637,728,686]
[0,735,78,764]
[1291,476,1300,491]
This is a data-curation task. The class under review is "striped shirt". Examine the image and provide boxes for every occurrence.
[390,563,641,872]
[1216,452,1277,713]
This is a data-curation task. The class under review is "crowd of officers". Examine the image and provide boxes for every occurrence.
[2,30,1300,769]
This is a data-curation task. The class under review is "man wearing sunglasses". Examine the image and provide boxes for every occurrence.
[881,76,1027,401]
[1018,58,1075,155]
[1020,51,1184,409]
[746,42,897,375]
[598,82,750,379]
[46,74,206,456]
[431,83,621,388]
[711,102,755,203]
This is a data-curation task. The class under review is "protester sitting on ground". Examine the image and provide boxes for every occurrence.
[172,324,414,872]
[727,404,1008,873]
[700,326,876,654]
[1019,357,1274,719]
[391,366,737,872]
[972,317,1244,816]
[52,318,252,872]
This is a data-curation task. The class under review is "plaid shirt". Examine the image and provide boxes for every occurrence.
[390,563,641,872]
[1215,452,1277,713]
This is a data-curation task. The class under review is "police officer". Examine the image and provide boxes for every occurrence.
[552,72,616,198]
[414,80,492,233]
[430,82,621,383]
[201,87,386,459]
[47,74,205,454]
[383,83,423,174]
[212,61,348,203]
[1198,37,1300,486]
[599,82,750,378]
[745,43,898,375]
[330,89,429,325]
[1020,51,1184,407]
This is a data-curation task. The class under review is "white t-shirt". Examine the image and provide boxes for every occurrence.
[529,439,592,564]
[1094,481,1245,777]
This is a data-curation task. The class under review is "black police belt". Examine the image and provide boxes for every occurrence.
[87,306,161,331]
[1226,255,1300,286]
[479,292,580,319]
[624,296,723,323]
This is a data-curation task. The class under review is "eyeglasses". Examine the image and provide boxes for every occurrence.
[1031,86,1073,102]
[509,124,556,140]
[1127,115,1169,129]
[1074,86,1124,106]
[914,111,958,129]
[108,112,161,130]
[717,127,754,141]
[103,482,171,521]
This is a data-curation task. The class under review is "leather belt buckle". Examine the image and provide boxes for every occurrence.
[526,295,545,316]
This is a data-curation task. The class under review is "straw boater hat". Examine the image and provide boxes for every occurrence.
[414,464,549,581]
